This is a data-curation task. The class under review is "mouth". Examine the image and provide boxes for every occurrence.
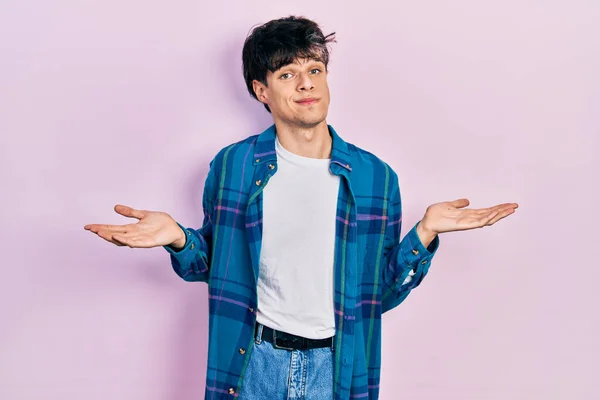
[296,98,319,106]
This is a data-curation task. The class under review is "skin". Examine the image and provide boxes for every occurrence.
[84,56,518,249]
[252,58,333,160]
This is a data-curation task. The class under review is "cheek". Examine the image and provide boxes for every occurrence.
[322,89,331,105]
[321,83,331,99]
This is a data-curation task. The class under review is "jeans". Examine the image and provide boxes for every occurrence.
[238,323,335,400]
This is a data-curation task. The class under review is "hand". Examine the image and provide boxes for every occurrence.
[84,205,187,249]
[419,198,519,237]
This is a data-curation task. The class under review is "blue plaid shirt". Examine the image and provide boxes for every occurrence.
[164,124,439,399]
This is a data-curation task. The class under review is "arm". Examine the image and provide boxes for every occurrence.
[379,171,519,313]
[381,174,440,313]
[163,163,217,283]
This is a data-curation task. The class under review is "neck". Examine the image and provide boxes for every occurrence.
[273,119,332,159]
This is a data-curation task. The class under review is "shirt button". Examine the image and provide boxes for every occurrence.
[190,243,195,250]
[255,180,262,186]
[268,164,275,170]
[421,259,428,265]
[228,388,235,395]
[248,307,254,313]
[255,158,260,163]
[239,348,246,355]
[412,249,419,255]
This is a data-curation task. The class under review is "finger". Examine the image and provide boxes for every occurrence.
[449,198,470,209]
[456,211,495,229]
[114,204,146,220]
[479,206,515,227]
[112,234,155,248]
[487,208,516,226]
[491,202,519,210]
[111,235,130,247]
[460,209,483,220]
[479,210,499,227]
[474,207,493,215]
[474,203,518,216]
[84,224,129,234]
[474,205,505,215]
[110,238,127,247]
[102,229,145,245]
[490,204,519,217]
[94,230,127,246]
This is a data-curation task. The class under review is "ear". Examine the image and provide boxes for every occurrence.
[252,80,268,104]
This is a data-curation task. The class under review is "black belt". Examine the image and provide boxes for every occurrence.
[257,322,334,351]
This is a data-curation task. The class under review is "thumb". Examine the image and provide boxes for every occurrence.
[449,198,470,208]
[114,204,146,220]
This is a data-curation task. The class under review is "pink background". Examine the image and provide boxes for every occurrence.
[1,1,598,399]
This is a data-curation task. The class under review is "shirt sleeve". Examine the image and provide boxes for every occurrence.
[381,172,440,313]
[162,162,217,283]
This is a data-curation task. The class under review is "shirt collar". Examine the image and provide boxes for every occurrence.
[252,123,352,172]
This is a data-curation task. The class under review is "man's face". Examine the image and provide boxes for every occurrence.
[253,58,330,128]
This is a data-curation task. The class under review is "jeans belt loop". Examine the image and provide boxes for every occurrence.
[255,323,264,344]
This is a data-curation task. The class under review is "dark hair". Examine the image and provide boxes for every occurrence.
[242,16,336,113]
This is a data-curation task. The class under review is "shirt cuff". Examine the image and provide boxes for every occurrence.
[163,222,197,255]
[400,222,440,271]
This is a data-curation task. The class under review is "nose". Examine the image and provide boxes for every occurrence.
[297,72,315,91]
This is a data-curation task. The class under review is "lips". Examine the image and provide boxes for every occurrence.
[296,98,319,105]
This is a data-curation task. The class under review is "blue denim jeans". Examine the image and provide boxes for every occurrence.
[239,323,335,400]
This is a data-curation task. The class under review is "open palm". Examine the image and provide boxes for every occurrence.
[421,198,519,234]
[84,205,185,248]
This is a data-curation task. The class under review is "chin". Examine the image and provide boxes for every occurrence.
[297,116,327,128]
[297,110,328,127]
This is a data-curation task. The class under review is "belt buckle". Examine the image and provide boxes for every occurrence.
[272,330,297,351]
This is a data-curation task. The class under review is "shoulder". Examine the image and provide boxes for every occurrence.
[348,142,400,188]
[208,134,260,172]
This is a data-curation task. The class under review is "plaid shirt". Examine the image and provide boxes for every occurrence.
[164,124,439,400]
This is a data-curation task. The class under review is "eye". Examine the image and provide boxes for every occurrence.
[280,73,293,80]
[310,68,322,74]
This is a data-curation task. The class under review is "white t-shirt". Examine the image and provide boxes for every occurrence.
[255,136,340,339]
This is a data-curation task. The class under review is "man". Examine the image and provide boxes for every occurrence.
[84,16,518,400]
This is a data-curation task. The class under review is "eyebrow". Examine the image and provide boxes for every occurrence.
[280,61,324,72]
